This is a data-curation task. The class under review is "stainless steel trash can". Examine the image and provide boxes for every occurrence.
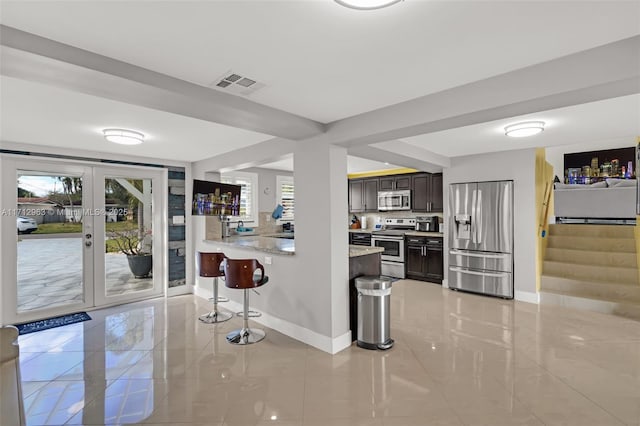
[355,275,394,350]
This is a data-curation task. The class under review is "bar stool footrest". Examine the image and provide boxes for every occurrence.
[199,311,232,324]
[236,310,261,318]
[226,327,265,345]
[208,296,229,303]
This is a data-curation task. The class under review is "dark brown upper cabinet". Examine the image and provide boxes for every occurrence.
[379,175,411,191]
[411,173,443,212]
[348,178,379,213]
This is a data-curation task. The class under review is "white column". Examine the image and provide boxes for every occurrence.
[294,142,350,351]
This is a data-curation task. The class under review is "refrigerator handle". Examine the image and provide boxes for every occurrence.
[476,189,483,244]
[471,189,478,244]
[449,250,508,259]
[449,267,508,278]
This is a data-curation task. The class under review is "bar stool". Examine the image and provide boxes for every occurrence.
[198,252,232,324]
[224,258,269,345]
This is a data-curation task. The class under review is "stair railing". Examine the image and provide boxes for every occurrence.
[540,180,553,238]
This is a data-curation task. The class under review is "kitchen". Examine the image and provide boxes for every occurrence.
[348,170,445,284]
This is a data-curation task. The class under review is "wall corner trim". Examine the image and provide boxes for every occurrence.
[515,290,540,304]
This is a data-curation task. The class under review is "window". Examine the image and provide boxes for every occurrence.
[221,171,258,223]
[277,176,294,221]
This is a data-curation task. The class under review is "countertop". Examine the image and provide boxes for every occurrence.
[348,245,384,258]
[204,235,295,256]
[204,235,385,257]
[348,229,443,238]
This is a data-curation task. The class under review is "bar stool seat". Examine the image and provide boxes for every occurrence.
[198,252,232,324]
[224,258,269,345]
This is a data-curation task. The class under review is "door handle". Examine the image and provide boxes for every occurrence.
[85,240,92,247]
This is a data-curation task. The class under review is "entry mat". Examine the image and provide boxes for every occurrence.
[15,312,92,335]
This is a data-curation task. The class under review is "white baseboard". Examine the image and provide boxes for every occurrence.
[515,290,540,304]
[441,278,449,289]
[193,288,350,354]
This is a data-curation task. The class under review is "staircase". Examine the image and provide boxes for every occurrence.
[540,224,640,320]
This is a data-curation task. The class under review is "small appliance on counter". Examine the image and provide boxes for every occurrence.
[220,215,231,238]
[415,216,440,232]
[282,222,294,233]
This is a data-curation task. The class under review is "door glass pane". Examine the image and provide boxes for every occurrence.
[17,171,85,313]
[104,177,154,296]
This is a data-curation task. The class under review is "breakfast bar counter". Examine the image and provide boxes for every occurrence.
[201,235,384,347]
[204,235,385,258]
[203,234,295,255]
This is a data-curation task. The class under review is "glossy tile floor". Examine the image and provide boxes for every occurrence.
[17,280,640,425]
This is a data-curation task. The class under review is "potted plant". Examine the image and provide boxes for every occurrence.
[108,228,152,278]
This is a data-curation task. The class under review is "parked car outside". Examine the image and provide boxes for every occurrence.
[17,216,38,234]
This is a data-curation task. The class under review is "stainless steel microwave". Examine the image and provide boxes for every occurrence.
[377,190,411,211]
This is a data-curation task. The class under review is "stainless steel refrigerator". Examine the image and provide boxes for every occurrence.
[448,180,514,298]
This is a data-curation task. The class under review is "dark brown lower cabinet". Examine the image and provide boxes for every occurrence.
[405,237,443,283]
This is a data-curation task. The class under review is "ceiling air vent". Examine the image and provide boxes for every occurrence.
[211,71,265,95]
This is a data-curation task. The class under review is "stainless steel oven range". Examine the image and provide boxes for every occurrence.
[371,218,416,279]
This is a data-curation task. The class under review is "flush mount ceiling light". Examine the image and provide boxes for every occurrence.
[504,121,545,138]
[335,0,403,10]
[102,128,145,145]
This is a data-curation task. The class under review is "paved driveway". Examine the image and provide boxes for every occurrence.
[17,235,152,313]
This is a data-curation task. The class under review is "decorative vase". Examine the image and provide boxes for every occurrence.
[126,254,152,278]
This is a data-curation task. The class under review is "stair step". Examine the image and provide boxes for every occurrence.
[545,248,638,269]
[548,224,635,239]
[546,235,636,252]
[543,261,639,285]
[540,290,640,322]
[541,275,640,304]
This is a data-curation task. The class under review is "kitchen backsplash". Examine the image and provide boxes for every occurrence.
[350,211,444,230]
[205,211,286,239]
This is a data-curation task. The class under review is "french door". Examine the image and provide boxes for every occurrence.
[1,156,166,325]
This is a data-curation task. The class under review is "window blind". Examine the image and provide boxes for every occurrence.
[221,173,256,222]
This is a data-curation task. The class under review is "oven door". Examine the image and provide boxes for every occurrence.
[372,236,404,262]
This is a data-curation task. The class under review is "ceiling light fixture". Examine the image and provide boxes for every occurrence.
[103,128,145,145]
[504,121,545,138]
[335,0,403,10]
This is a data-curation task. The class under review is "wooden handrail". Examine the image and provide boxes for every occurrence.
[540,181,553,237]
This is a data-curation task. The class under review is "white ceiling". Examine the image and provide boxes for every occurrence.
[0,1,638,170]
[1,1,638,123]
[399,94,640,158]
[0,76,273,162]
[259,154,399,174]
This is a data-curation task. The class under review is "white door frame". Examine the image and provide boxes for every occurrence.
[93,166,166,307]
[0,155,168,325]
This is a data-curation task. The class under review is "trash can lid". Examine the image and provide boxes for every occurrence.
[355,275,393,291]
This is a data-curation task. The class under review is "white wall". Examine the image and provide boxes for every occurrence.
[244,167,293,215]
[443,148,538,299]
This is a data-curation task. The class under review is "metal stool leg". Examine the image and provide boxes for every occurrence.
[200,277,232,323]
[236,289,261,318]
[226,289,265,344]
